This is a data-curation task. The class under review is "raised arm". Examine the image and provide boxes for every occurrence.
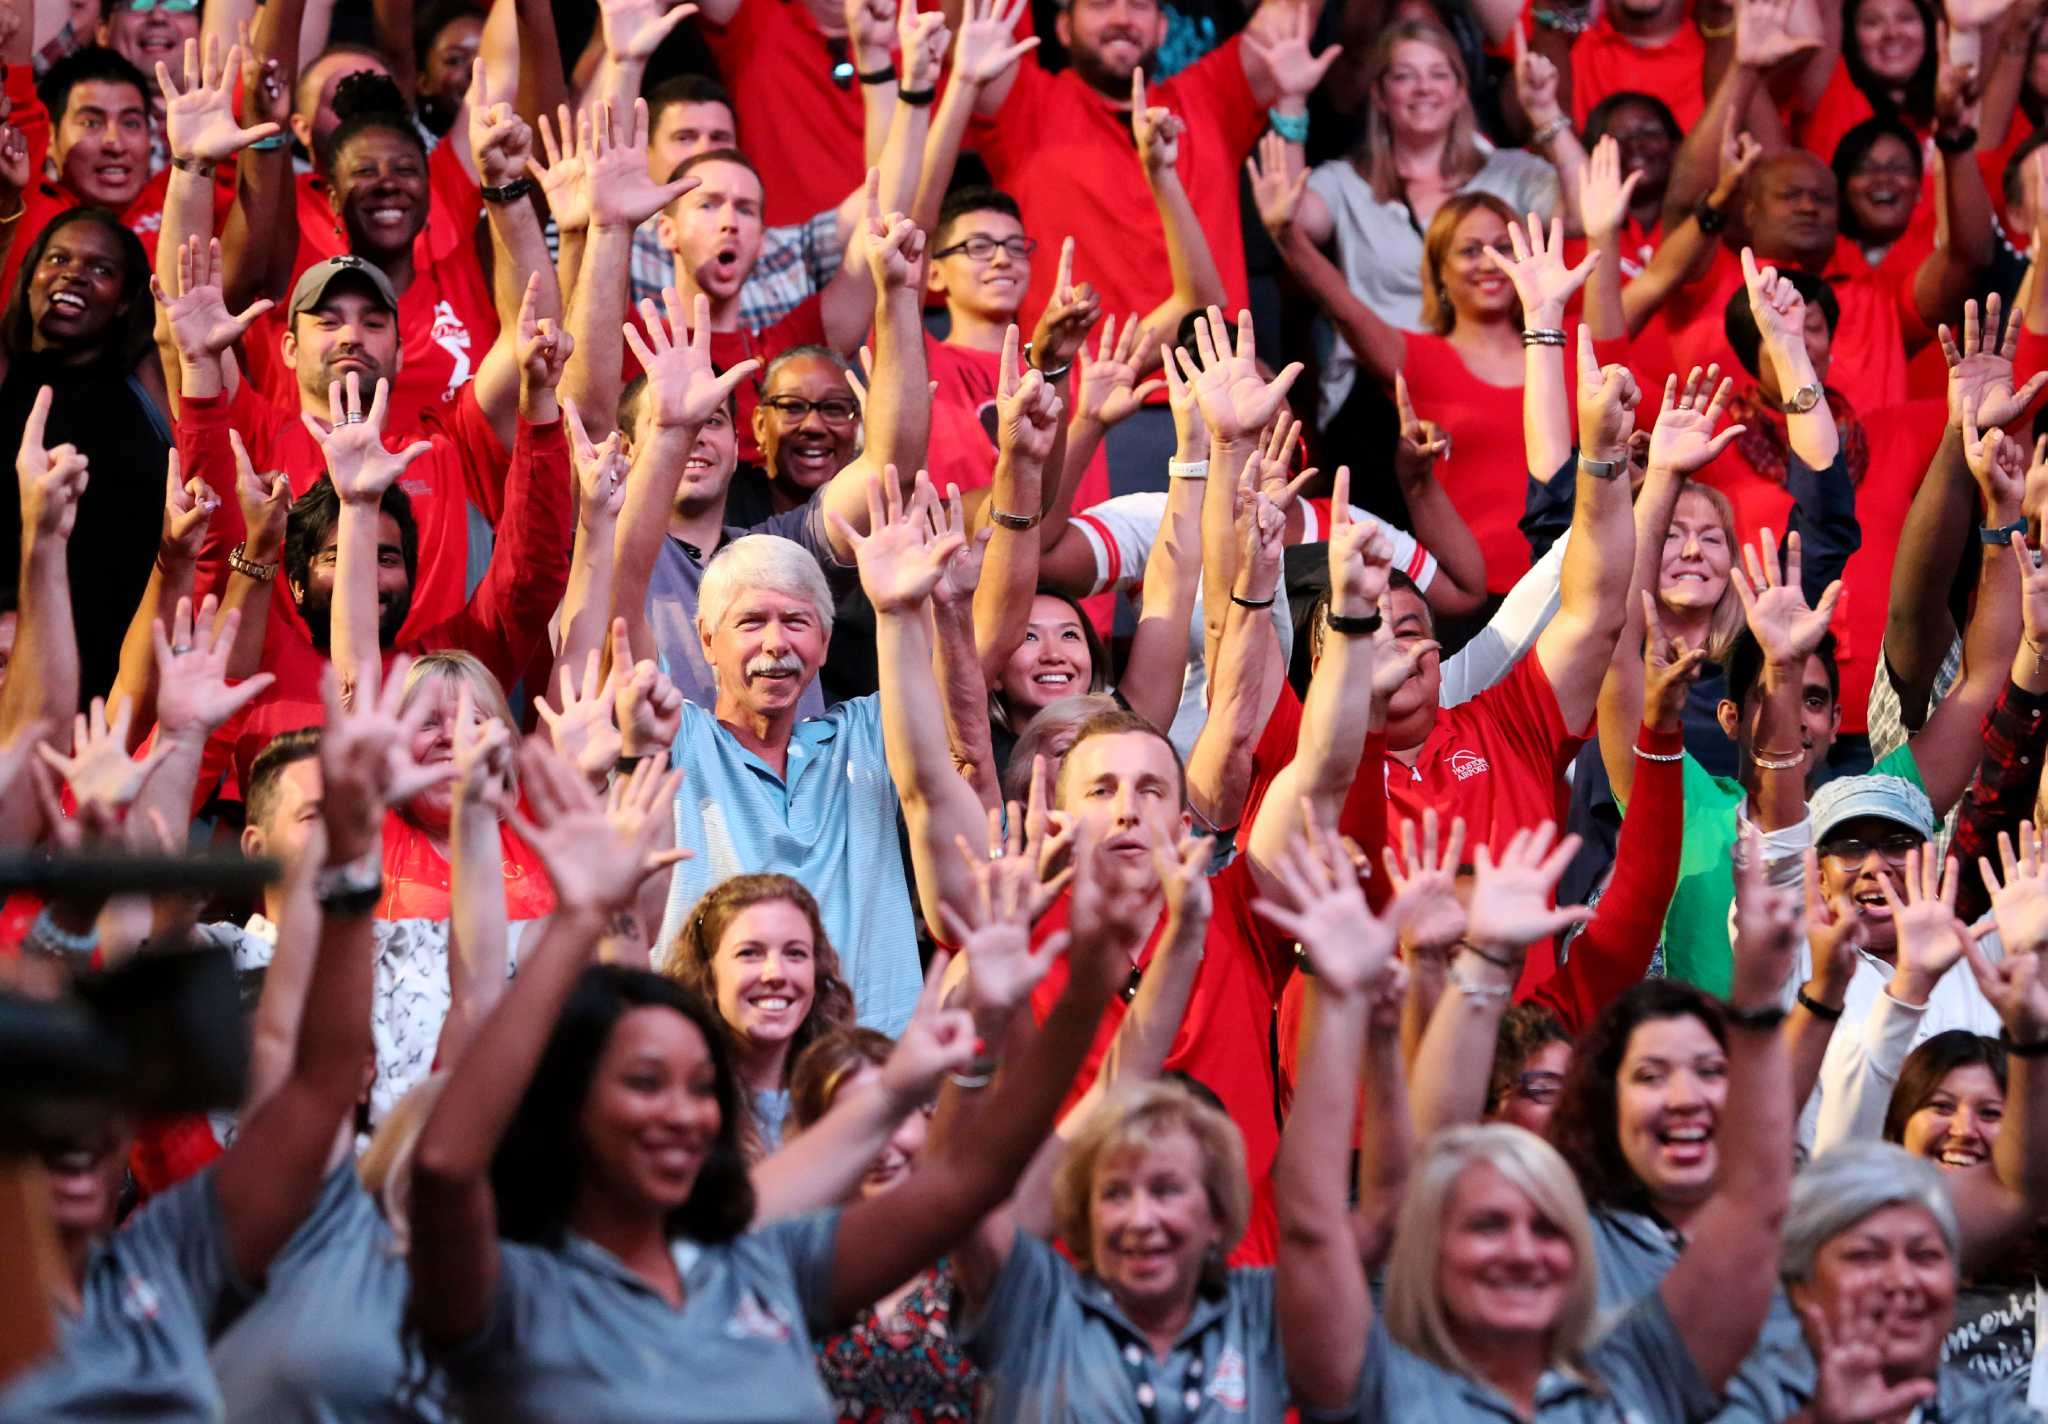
[465,66,565,452]
[1130,71,1226,351]
[1392,373,1486,615]
[553,399,630,680]
[1911,48,1997,331]
[1951,539,2048,922]
[1731,526,1844,829]
[925,491,1000,811]
[912,0,1037,235]
[1490,212,1599,513]
[126,596,275,845]
[1954,842,2048,1250]
[107,458,212,741]
[588,0,702,124]
[437,687,515,1073]
[0,391,86,805]
[1184,449,1284,830]
[969,326,1061,678]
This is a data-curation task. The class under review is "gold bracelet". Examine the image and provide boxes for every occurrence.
[0,199,24,225]
[229,548,279,581]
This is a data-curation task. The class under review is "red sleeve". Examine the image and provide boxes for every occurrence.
[1500,647,1589,772]
[177,392,244,602]
[969,60,1056,176]
[1211,852,1296,1000]
[414,415,572,687]
[7,65,49,182]
[426,138,482,256]
[1528,722,1683,1034]
[419,380,511,524]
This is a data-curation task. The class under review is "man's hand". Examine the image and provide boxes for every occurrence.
[845,0,896,72]
[152,594,275,740]
[1325,464,1392,617]
[1642,593,1709,731]
[1882,847,1973,1004]
[859,171,925,294]
[1575,323,1641,461]
[625,288,762,429]
[1941,293,2048,433]
[1511,25,1565,132]
[0,122,28,203]
[1708,116,1765,210]
[951,0,1039,86]
[1029,237,1103,369]
[1131,71,1185,178]
[301,374,434,504]
[994,324,1062,465]
[17,387,88,542]
[563,396,630,529]
[1735,0,1822,71]
[236,19,290,133]
[833,468,967,614]
[155,35,280,164]
[1645,365,1745,477]
[1073,314,1164,430]
[1978,821,2048,963]
[587,98,700,230]
[150,235,274,365]
[1730,526,1843,668]
[467,59,534,188]
[898,0,951,91]
[1253,813,1398,999]
[35,695,170,818]
[536,649,625,781]
[1245,131,1307,239]
[1484,213,1597,329]
[1240,1,1341,104]
[530,106,594,235]
[600,0,700,61]
[159,450,218,565]
[449,681,515,815]
[513,274,573,420]
[1382,808,1467,960]
[1962,409,2027,519]
[230,429,291,561]
[1577,135,1642,246]
[1171,305,1303,445]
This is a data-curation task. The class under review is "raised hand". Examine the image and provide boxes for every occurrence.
[1942,293,2048,432]
[1382,807,1468,959]
[1731,822,1804,1003]
[859,171,925,294]
[534,648,625,780]
[154,593,274,738]
[159,450,218,564]
[17,387,88,541]
[1393,370,1450,486]
[1800,1289,1938,1424]
[1641,593,1709,730]
[1171,305,1304,444]
[1240,411,1316,513]
[466,59,534,188]
[1484,212,1597,327]
[614,620,685,757]
[1980,822,2048,958]
[587,98,700,229]
[1646,365,1744,476]
[942,778,1075,1016]
[1074,313,1166,430]
[898,0,951,91]
[317,658,457,860]
[834,468,968,614]
[1961,406,2027,515]
[1803,846,1867,1004]
[1709,116,1764,209]
[1881,847,1974,1002]
[878,953,978,1105]
[449,681,514,814]
[529,105,594,234]
[0,122,28,200]
[1464,822,1594,953]
[1131,70,1185,176]
[2012,528,2048,657]
[926,481,992,609]
[1735,0,1823,70]
[1029,237,1102,369]
[1241,1,1341,103]
[1245,130,1308,237]
[563,397,630,527]
[236,20,289,132]
[302,373,435,503]
[1326,465,1392,615]
[1740,246,1813,377]
[36,697,170,817]
[512,742,689,914]
[1730,527,1842,666]
[150,234,275,363]
[1160,337,1208,456]
[1577,135,1643,246]
[994,323,1062,464]
[1511,25,1565,130]
[1235,465,1286,606]
[952,0,1039,85]
[1575,323,1641,460]
[845,0,896,66]
[600,0,700,60]
[625,287,761,429]
[156,35,279,164]
[1254,807,1398,997]
[229,429,291,556]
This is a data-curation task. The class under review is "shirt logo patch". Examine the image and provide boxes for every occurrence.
[428,299,473,396]
[1449,750,1490,781]
[1206,1346,1248,1412]
[725,1289,793,1342]
[120,1272,163,1322]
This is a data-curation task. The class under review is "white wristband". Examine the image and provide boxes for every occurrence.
[1168,459,1209,481]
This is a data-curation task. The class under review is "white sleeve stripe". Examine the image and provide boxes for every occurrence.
[1073,513,1118,595]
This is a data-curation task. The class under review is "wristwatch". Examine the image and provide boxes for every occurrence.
[1779,381,1823,414]
[1981,517,2028,545]
[480,175,536,204]
[1577,451,1626,480]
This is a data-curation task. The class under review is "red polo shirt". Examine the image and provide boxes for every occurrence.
[701,0,865,229]
[1569,17,1707,132]
[1025,857,1294,1267]
[924,331,1110,511]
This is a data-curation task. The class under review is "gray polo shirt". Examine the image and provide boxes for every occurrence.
[0,1166,242,1422]
[1713,1335,2039,1422]
[209,1162,449,1422]
[429,1207,842,1421]
[647,498,850,717]
[959,1232,1291,1422]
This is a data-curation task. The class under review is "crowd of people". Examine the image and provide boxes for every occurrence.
[16,0,2048,1417]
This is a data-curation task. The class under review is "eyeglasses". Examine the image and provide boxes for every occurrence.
[119,0,201,12]
[1513,1071,1564,1104]
[761,395,860,424]
[1819,831,1924,863]
[931,235,1038,262]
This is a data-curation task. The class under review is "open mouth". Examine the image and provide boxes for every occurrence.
[1937,1144,1986,1169]
[46,290,87,316]
[1029,669,1076,691]
[1656,1123,1711,1165]
[1852,889,1892,917]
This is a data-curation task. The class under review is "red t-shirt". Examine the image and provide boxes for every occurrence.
[291,141,484,271]
[1570,18,1707,132]
[969,37,1265,339]
[923,331,1111,511]
[1025,858,1294,1266]
[376,806,556,921]
[701,0,865,229]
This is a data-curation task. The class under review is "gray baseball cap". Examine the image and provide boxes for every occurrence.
[286,255,399,320]
[1809,773,1937,846]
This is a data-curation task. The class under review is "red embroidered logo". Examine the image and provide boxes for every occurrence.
[1206,1346,1248,1412]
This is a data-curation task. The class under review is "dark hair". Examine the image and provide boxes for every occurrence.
[1055,707,1189,809]
[413,0,485,68]
[1,207,153,368]
[492,965,756,1247]
[324,70,427,179]
[1547,980,1727,1213]
[245,728,324,830]
[787,1027,896,1132]
[935,185,1023,248]
[1724,626,1839,712]
[992,588,1111,730]
[1488,1003,1571,1116]
[1844,0,1938,133]
[1831,116,1924,243]
[37,45,148,131]
[2004,128,2048,210]
[1723,268,1840,379]
[647,73,734,127]
[666,145,761,190]
[1883,1030,2007,1144]
[1308,567,1430,669]
[282,474,421,597]
[1582,91,1681,149]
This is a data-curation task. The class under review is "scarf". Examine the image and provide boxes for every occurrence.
[1724,384,1870,488]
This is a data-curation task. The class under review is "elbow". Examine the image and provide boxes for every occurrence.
[1425,578,1483,618]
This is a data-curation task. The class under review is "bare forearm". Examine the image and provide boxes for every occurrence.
[610,425,694,662]
[1583,239,1627,342]
[1120,467,1204,732]
[557,514,618,681]
[862,287,930,489]
[440,800,510,1071]
[1753,660,1809,829]
[1400,472,1485,612]
[1885,429,1973,711]
[930,599,1000,813]
[109,557,191,743]
[562,223,634,441]
[914,81,980,236]
[332,504,384,697]
[1663,64,1757,226]
[1619,216,1717,339]
[1185,602,1277,831]
[1522,335,1572,486]
[0,540,76,743]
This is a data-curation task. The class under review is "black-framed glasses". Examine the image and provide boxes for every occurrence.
[761,395,860,424]
[1818,831,1923,863]
[1513,1071,1564,1104]
[931,234,1038,262]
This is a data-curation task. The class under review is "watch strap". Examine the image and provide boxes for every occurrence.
[1982,517,2028,545]
[1578,452,1625,480]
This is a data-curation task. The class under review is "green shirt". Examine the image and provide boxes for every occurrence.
[1659,746,1923,996]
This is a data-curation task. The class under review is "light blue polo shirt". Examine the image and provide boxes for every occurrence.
[657,695,920,1035]
[959,1232,1293,1422]
[428,1209,843,1422]
[1713,1334,2038,1422]
[209,1162,450,1422]
[0,1166,243,1422]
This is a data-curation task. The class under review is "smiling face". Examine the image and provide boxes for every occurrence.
[52,78,150,209]
[926,207,1032,321]
[1493,1040,1571,1137]
[29,219,130,354]
[243,756,324,867]
[754,355,859,496]
[1440,207,1515,324]
[1657,488,1733,616]
[1747,152,1841,268]
[283,286,401,412]
[1088,1127,1221,1322]
[420,15,484,111]
[1854,0,1928,86]
[1817,816,1931,957]
[1844,133,1921,242]
[1719,650,1841,786]
[1057,728,1190,896]
[100,0,196,72]
[293,505,411,652]
[1437,1160,1577,1346]
[579,1006,724,1215]
[839,1062,929,1197]
[1055,0,1167,97]
[1792,1203,1955,1382]
[1614,1014,1727,1211]
[399,673,504,826]
[659,159,766,304]
[701,587,828,721]
[330,128,430,262]
[1902,1063,2005,1172]
[998,595,1095,715]
[710,898,818,1056]
[1377,37,1464,143]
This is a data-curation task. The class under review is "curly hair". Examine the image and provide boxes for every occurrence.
[1545,980,1726,1215]
[1486,1003,1570,1118]
[491,965,755,1248]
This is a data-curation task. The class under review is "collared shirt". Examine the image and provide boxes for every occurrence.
[209,1162,452,1423]
[1950,680,2048,925]
[1715,1336,2039,1422]
[960,1232,1290,1423]
[0,1168,241,1422]
[430,1210,843,1421]
[630,207,845,332]
[656,696,920,1035]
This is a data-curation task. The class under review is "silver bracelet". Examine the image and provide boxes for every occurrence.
[1446,964,1513,1002]
[23,905,99,962]
[946,1068,996,1090]
[1750,750,1804,771]
[1633,743,1685,763]
[1167,458,1209,481]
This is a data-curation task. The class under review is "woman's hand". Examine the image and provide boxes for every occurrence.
[1577,135,1641,247]
[1641,592,1708,732]
[1463,822,1593,956]
[878,952,979,1110]
[1882,846,1974,1005]
[1382,806,1467,961]
[1245,130,1308,239]
[1483,212,1597,329]
[530,105,594,235]
[157,34,280,164]
[449,682,514,816]
[535,649,625,781]
[1645,365,1744,478]
[1800,1286,1939,1424]
[1252,806,1397,998]
[511,743,689,916]
[1073,314,1165,431]
[159,449,218,565]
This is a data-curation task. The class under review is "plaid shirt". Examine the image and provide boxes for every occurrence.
[629,205,844,331]
[1951,679,2048,925]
